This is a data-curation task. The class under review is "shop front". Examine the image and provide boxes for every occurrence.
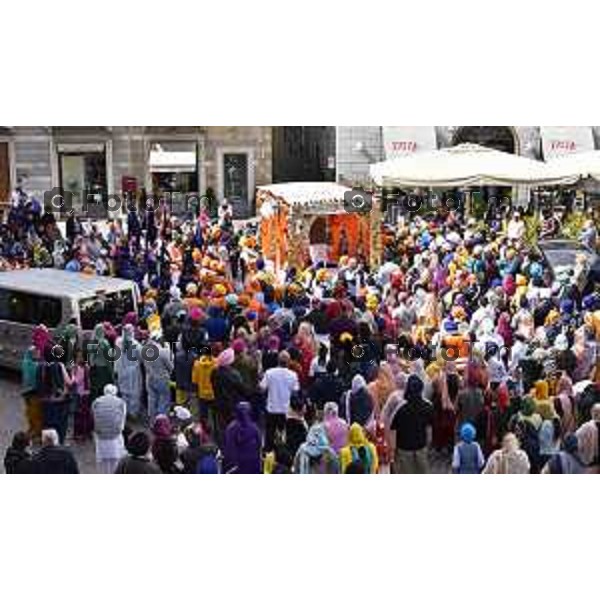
[148,141,199,215]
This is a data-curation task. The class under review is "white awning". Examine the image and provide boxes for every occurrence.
[546,150,600,181]
[382,126,437,159]
[540,126,595,160]
[370,143,577,188]
[149,150,196,173]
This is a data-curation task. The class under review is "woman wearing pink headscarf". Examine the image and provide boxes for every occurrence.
[32,324,52,359]
[322,402,349,454]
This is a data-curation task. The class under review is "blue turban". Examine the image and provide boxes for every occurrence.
[460,423,476,443]
[530,262,543,279]
[583,294,600,311]
[560,298,575,314]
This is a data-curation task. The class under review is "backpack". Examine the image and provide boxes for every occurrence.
[349,445,372,474]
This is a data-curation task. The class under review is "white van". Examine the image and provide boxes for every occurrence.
[0,269,140,369]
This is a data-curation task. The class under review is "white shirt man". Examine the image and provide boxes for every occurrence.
[260,352,300,415]
[507,214,525,241]
[259,351,299,451]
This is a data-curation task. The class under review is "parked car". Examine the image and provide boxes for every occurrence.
[537,239,600,293]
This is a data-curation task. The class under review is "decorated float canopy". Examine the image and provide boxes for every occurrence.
[370,143,578,188]
[256,182,376,269]
[257,182,352,213]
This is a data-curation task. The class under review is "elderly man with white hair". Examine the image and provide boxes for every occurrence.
[27,429,79,474]
[92,384,127,474]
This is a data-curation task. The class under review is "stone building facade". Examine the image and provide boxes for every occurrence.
[1,126,273,218]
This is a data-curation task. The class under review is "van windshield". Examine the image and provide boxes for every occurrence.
[79,289,135,331]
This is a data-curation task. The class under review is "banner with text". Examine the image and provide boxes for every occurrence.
[540,126,595,160]
[382,126,437,160]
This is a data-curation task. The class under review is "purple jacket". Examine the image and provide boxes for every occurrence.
[223,403,262,474]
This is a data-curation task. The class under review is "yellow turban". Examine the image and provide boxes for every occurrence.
[534,380,549,401]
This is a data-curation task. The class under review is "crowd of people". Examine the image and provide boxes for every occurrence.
[4,183,600,474]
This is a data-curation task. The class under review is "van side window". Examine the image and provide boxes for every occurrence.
[79,290,134,331]
[0,289,62,328]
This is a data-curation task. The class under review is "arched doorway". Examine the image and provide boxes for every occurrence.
[453,126,518,218]
[309,216,328,245]
[453,126,517,154]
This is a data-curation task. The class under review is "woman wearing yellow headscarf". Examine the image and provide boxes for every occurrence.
[339,423,379,474]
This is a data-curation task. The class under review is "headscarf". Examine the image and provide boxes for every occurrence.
[217,348,235,368]
[267,335,281,351]
[351,374,368,394]
[427,356,455,411]
[228,402,260,452]
[152,414,172,439]
[32,325,51,356]
[323,402,349,453]
[341,423,376,474]
[368,364,396,411]
[296,424,334,474]
[123,311,139,327]
[231,338,247,354]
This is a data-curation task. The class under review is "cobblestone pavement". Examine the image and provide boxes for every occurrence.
[0,369,451,474]
[0,368,98,474]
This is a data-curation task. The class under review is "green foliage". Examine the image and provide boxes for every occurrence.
[562,212,587,240]
[523,215,539,247]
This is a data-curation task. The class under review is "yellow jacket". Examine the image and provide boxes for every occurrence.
[192,355,216,401]
[339,423,379,474]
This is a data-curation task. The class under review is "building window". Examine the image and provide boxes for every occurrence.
[58,148,107,213]
[149,141,199,211]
